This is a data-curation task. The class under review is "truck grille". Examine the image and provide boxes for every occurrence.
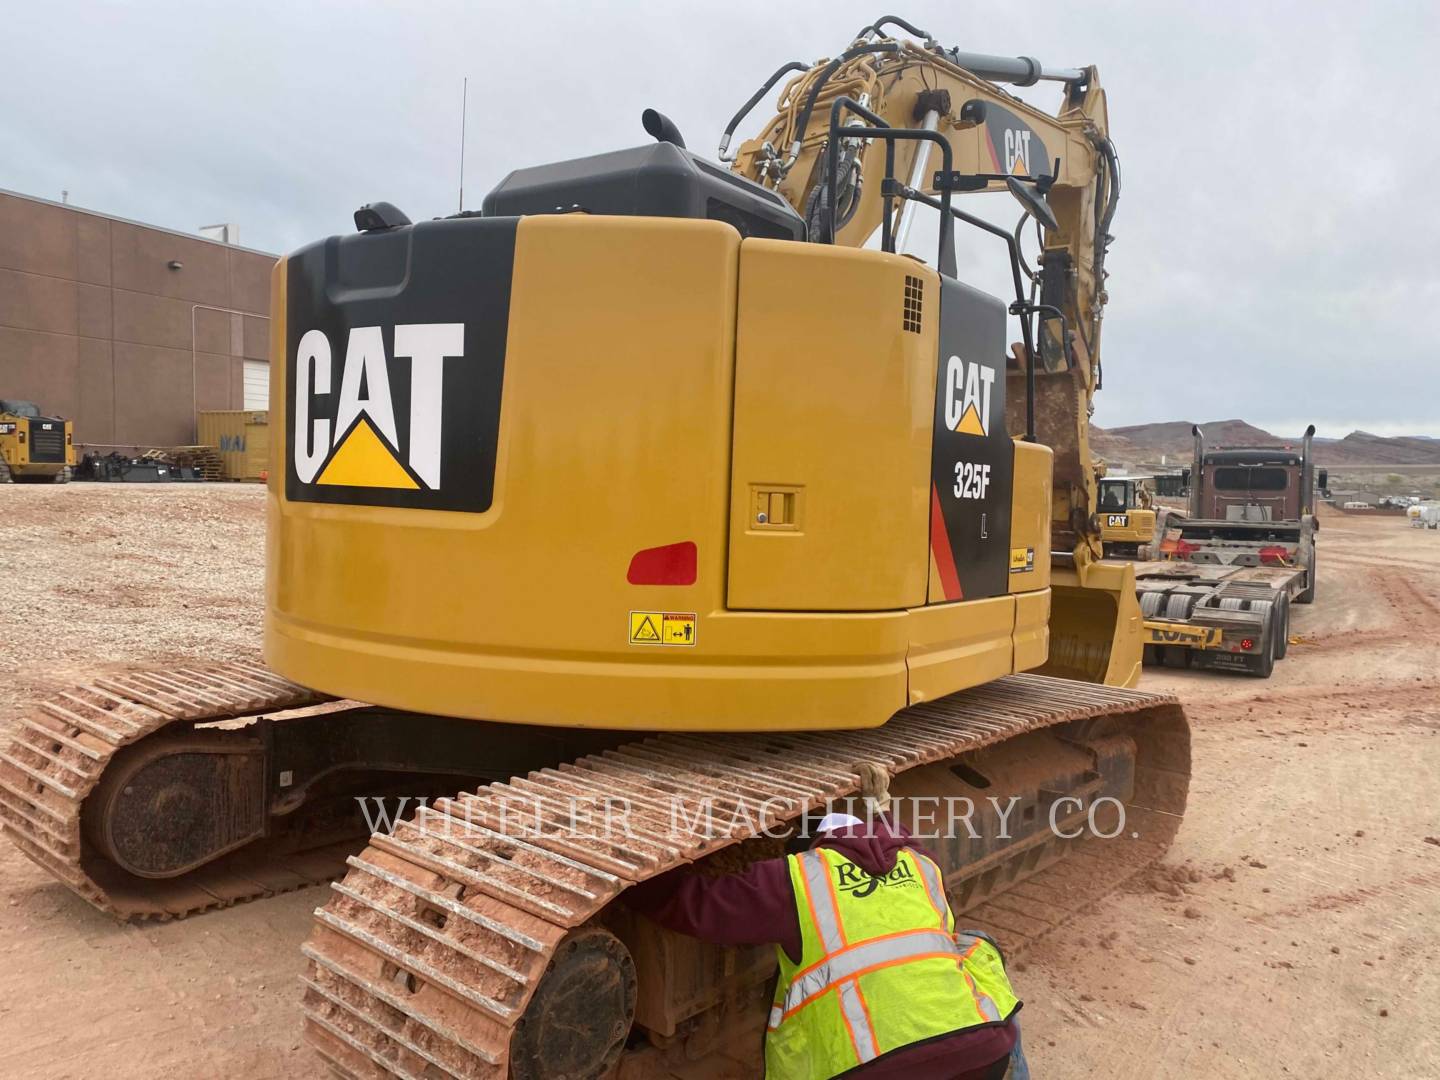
[28,420,64,463]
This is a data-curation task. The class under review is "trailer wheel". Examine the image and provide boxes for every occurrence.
[1249,600,1277,677]
[1296,549,1316,604]
[1272,593,1291,660]
[1231,598,1277,677]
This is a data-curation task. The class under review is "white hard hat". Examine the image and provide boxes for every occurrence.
[815,812,864,834]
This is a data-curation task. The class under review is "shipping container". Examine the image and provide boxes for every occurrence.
[197,410,269,480]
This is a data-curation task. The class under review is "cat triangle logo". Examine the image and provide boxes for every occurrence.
[316,417,420,489]
[292,323,464,495]
[954,401,986,436]
[943,355,995,439]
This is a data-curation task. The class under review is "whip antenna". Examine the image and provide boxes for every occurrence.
[458,76,469,213]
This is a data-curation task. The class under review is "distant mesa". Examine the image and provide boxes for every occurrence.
[1089,420,1440,467]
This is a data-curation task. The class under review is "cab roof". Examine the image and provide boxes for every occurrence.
[1202,448,1302,466]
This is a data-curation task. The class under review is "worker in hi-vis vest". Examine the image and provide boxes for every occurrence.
[628,764,1025,1079]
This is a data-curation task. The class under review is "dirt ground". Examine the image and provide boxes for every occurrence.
[1,486,1437,1078]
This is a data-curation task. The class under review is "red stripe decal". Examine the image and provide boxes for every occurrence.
[930,484,963,602]
[984,126,1002,173]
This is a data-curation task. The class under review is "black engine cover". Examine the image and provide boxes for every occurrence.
[482,142,805,242]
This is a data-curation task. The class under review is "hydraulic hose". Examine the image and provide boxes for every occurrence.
[785,42,901,172]
[853,15,934,42]
[718,60,809,160]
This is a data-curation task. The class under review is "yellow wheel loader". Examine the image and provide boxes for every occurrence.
[0,17,1189,1077]
[0,400,74,483]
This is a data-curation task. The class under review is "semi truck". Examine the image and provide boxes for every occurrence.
[1126,425,1323,676]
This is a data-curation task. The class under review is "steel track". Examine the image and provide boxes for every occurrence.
[299,674,1189,1078]
[0,661,351,919]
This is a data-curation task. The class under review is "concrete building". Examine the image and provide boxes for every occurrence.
[0,189,275,451]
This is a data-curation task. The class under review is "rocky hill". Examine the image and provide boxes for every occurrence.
[1090,420,1440,467]
[1319,431,1440,465]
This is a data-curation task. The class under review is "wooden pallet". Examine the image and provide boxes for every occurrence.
[147,446,225,480]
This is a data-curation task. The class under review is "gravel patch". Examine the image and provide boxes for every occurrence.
[0,482,266,722]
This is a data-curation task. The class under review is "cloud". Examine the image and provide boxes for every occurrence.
[2,0,1434,434]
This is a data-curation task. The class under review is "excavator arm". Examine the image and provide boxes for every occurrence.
[726,19,1139,683]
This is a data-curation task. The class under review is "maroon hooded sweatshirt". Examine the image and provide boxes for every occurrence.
[626,817,1017,1079]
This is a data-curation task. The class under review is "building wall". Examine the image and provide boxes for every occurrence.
[0,190,275,449]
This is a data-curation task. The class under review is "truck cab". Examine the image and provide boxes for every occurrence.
[1192,449,1322,522]
[1161,424,1323,604]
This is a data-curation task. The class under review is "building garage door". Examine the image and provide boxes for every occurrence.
[243,360,269,410]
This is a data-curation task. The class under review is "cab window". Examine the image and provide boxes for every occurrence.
[1213,467,1288,491]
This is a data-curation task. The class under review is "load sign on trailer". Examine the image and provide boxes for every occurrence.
[1143,622,1221,647]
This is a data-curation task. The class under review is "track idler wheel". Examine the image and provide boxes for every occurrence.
[511,925,637,1080]
[82,733,267,879]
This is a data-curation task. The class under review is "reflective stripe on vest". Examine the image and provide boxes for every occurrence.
[789,849,881,1061]
[774,927,961,1020]
[837,979,879,1062]
[958,934,1000,1020]
[914,850,953,932]
[797,845,847,953]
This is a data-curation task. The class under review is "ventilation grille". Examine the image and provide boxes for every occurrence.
[902,275,924,333]
[28,422,64,463]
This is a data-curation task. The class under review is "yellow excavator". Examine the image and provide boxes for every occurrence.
[1097,473,1158,558]
[0,17,1190,1077]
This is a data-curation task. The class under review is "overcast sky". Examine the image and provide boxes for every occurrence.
[4,1,1436,435]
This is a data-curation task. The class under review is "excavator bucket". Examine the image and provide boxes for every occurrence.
[1040,559,1145,687]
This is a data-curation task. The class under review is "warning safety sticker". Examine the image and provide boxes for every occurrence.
[629,611,697,646]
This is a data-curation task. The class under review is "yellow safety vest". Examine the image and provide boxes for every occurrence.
[765,846,1020,1079]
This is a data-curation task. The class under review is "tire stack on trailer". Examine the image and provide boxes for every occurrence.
[1139,590,1203,669]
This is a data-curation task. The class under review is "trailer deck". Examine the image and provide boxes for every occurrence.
[1125,558,1307,676]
